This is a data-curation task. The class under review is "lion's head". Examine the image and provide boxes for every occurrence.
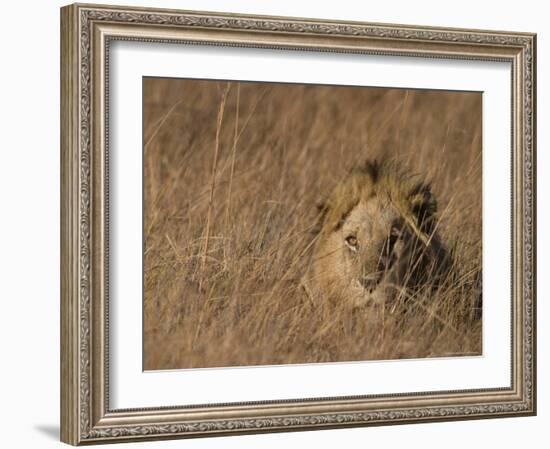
[307,160,451,308]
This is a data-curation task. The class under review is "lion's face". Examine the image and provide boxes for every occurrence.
[339,197,402,292]
[313,196,407,307]
[307,160,450,309]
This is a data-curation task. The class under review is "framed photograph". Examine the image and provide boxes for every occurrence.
[60,3,536,445]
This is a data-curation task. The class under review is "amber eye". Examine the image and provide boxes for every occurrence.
[345,235,358,250]
[389,227,401,246]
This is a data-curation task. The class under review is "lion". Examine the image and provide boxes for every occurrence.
[304,159,452,310]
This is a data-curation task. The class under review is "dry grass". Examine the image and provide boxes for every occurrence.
[143,78,482,370]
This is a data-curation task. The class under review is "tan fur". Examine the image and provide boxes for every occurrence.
[306,160,451,308]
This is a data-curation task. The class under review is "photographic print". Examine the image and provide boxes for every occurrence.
[61,4,535,444]
[143,78,483,370]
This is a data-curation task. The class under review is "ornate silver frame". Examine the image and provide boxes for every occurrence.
[60,3,536,445]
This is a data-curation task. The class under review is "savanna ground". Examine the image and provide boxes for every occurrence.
[143,78,482,370]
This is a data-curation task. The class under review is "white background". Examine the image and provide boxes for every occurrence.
[0,0,546,448]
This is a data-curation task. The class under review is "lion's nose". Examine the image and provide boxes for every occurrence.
[359,273,382,292]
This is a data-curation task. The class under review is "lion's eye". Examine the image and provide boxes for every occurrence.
[345,235,358,251]
[385,228,401,252]
[389,227,401,244]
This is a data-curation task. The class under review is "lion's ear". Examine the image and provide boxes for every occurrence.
[409,184,437,233]
[311,201,329,235]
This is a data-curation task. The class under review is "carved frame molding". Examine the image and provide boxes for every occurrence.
[61,3,536,445]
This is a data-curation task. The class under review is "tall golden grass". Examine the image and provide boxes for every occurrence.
[143,78,482,370]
